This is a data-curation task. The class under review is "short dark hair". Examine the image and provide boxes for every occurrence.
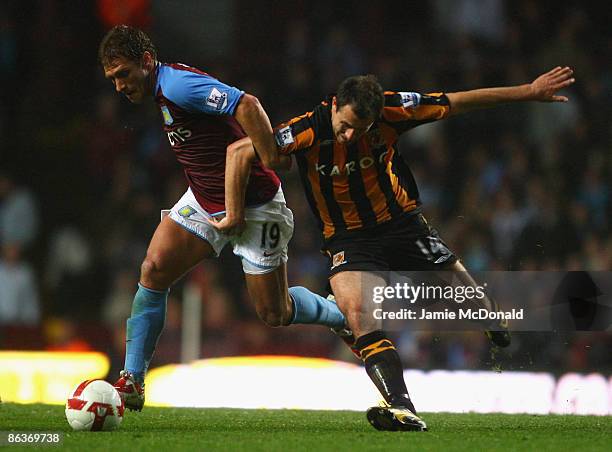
[98,25,157,67]
[336,75,384,121]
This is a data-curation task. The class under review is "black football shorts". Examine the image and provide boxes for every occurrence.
[323,212,458,278]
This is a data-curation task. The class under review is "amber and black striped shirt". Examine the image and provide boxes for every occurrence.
[274,92,450,239]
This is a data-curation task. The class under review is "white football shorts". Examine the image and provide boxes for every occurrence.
[165,186,294,275]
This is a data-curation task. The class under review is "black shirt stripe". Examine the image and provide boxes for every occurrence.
[372,144,404,218]
[391,148,421,204]
[318,141,346,232]
[295,153,324,232]
[346,142,377,227]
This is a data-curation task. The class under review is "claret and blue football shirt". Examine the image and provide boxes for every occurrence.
[154,62,280,213]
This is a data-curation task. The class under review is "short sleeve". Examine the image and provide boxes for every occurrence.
[381,91,450,135]
[274,111,316,155]
[164,71,244,115]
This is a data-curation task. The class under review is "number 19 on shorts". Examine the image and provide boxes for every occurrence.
[260,223,280,249]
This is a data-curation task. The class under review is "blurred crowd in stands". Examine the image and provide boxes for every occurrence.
[1,0,611,377]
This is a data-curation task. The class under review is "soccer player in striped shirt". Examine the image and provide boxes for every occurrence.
[224,67,574,430]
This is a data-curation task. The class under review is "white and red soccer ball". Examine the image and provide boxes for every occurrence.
[65,380,124,431]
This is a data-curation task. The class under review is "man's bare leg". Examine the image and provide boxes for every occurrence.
[244,262,345,329]
[117,217,216,410]
[330,271,427,431]
[436,260,511,347]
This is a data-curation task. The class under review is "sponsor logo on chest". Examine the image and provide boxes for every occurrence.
[160,104,193,146]
[315,149,390,176]
[166,127,193,146]
[159,105,193,146]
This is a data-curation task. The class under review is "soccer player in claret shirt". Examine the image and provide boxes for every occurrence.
[98,25,348,411]
[225,68,575,431]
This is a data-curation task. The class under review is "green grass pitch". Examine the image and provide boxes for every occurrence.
[1,404,611,451]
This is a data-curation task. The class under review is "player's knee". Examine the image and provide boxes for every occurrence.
[140,252,170,288]
[140,256,158,280]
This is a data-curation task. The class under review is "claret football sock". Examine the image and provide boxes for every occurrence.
[356,330,417,413]
[288,286,346,329]
[124,284,168,384]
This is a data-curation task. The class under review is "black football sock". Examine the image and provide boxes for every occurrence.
[356,330,417,413]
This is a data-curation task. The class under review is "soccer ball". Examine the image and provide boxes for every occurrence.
[65,380,124,431]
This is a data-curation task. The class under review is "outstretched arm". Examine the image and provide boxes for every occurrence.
[446,66,575,115]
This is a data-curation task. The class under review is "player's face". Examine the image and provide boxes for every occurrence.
[331,101,374,145]
[103,53,153,104]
